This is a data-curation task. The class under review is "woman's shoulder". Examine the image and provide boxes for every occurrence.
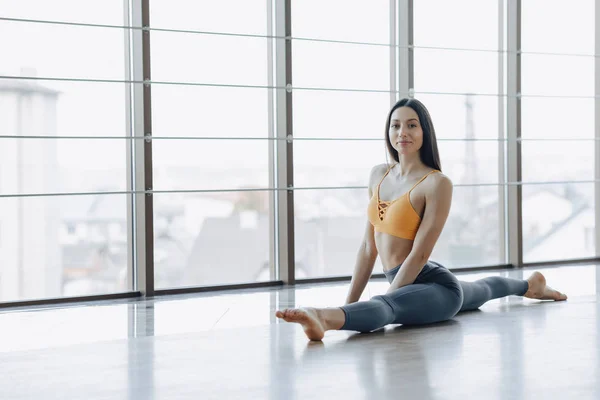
[369,163,393,181]
[370,163,393,175]
[425,170,453,193]
[366,163,392,194]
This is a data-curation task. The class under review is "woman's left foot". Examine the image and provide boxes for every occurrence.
[524,271,567,301]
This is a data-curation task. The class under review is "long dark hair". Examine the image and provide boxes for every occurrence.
[384,98,442,171]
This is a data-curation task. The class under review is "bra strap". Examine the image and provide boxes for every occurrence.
[407,170,439,193]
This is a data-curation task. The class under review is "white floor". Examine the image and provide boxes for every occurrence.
[1,264,599,399]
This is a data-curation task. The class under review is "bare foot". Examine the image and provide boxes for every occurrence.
[524,271,568,301]
[275,308,326,341]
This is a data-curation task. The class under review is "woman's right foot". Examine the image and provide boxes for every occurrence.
[275,308,326,341]
[524,271,568,301]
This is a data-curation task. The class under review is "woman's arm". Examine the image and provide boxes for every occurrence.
[345,164,385,304]
[345,221,378,304]
[387,174,453,293]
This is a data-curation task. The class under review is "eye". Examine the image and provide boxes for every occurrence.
[391,124,399,129]
[409,124,417,128]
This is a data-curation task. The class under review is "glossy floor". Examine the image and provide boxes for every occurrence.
[1,264,599,399]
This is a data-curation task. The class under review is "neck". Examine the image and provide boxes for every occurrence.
[395,153,425,176]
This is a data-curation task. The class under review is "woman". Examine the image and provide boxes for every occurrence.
[276,98,567,341]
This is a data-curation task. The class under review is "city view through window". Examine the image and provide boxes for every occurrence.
[0,0,596,302]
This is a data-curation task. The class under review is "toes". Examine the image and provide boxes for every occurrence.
[276,308,313,323]
[277,309,303,322]
[558,292,568,301]
[276,309,294,319]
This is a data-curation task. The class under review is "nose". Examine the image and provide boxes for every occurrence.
[399,125,409,138]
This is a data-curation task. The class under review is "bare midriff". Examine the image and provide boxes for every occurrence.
[375,232,414,271]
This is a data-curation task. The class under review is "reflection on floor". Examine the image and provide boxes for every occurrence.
[0,264,599,399]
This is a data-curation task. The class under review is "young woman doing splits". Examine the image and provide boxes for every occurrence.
[276,98,567,341]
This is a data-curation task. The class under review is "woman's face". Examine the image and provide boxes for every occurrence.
[388,106,424,156]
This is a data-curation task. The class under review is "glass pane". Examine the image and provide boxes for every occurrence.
[294,189,384,279]
[293,91,390,139]
[151,86,269,138]
[0,80,128,197]
[414,0,498,50]
[431,185,504,268]
[153,192,272,288]
[522,141,595,182]
[153,139,269,191]
[151,31,268,86]
[294,141,383,188]
[521,54,594,97]
[522,0,595,54]
[414,49,498,95]
[416,94,501,139]
[0,0,125,25]
[438,141,500,185]
[0,79,127,137]
[293,40,389,91]
[150,0,267,35]
[0,138,126,195]
[521,97,595,139]
[0,20,126,80]
[0,194,130,302]
[151,5,272,288]
[292,0,390,43]
[523,183,595,263]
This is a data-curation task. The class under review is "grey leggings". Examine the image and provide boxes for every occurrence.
[340,261,529,333]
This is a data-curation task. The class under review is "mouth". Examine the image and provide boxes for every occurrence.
[397,141,412,146]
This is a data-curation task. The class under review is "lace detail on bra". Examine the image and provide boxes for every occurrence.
[367,164,440,240]
[377,200,391,221]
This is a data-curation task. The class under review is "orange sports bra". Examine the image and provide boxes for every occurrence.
[367,165,439,240]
